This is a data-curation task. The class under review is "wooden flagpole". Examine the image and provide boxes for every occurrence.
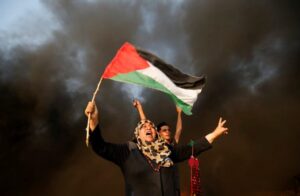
[85,77,103,147]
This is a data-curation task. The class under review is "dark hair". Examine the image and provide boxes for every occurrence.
[157,122,169,132]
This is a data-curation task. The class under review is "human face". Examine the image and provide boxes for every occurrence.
[138,122,157,142]
[159,125,171,141]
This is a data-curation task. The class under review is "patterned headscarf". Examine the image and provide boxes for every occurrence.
[134,119,173,168]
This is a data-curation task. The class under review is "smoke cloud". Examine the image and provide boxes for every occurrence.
[0,0,299,195]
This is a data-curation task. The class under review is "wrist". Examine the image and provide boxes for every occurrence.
[205,131,218,144]
[205,133,214,144]
[90,119,99,131]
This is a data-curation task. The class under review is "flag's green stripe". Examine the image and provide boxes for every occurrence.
[111,72,193,115]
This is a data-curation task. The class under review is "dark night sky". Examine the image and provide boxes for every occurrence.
[1,0,300,195]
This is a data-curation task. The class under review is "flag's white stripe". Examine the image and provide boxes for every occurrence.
[137,62,202,106]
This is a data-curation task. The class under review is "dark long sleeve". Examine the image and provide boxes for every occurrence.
[89,125,130,166]
[170,137,212,163]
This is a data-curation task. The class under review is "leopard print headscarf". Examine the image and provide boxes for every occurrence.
[134,119,173,168]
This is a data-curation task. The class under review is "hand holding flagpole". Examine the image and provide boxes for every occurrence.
[85,42,206,146]
[85,77,103,147]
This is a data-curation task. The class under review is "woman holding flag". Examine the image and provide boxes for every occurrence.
[85,101,228,196]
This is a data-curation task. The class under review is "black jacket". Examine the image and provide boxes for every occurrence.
[89,125,212,196]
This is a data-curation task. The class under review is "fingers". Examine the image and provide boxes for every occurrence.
[85,101,95,116]
[223,127,229,135]
[133,99,140,107]
[175,105,182,113]
[221,120,227,126]
[218,117,229,135]
[218,117,226,126]
[218,117,222,124]
[133,99,137,107]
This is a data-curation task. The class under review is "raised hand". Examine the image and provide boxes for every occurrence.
[133,99,146,120]
[133,99,141,108]
[175,105,182,114]
[205,117,229,144]
[214,117,229,136]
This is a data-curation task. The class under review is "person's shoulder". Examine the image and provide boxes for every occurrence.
[127,141,138,150]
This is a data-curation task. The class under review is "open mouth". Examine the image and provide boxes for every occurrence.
[146,130,152,136]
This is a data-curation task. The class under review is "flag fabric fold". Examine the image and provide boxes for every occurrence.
[102,42,206,115]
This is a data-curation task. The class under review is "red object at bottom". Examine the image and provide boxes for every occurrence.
[188,156,202,196]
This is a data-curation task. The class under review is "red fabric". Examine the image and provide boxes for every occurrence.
[102,42,149,78]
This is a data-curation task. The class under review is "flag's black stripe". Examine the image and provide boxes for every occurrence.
[137,49,206,90]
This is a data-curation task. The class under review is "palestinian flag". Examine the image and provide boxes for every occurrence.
[102,42,206,115]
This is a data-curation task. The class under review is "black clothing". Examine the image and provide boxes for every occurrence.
[89,125,212,196]
[167,142,180,196]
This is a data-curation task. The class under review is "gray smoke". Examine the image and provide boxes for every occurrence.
[0,0,299,195]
